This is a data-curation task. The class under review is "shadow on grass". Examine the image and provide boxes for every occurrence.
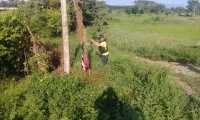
[74,44,82,61]
[95,87,140,120]
[177,63,200,74]
[44,41,60,51]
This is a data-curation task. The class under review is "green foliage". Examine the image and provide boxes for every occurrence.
[172,7,187,13]
[0,10,29,79]
[177,75,200,96]
[135,45,200,66]
[1,57,200,119]
[79,0,110,36]
[0,0,109,79]
[1,4,200,120]
[187,0,200,12]
[124,1,167,15]
[45,9,62,36]
[124,6,139,15]
[153,4,166,13]
[0,0,25,7]
[0,73,87,119]
[17,0,109,37]
[18,4,62,37]
[153,16,163,22]
[79,0,109,26]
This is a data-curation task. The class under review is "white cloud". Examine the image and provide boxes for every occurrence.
[153,0,187,7]
[103,0,133,6]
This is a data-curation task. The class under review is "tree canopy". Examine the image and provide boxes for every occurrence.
[187,0,200,19]
[124,0,167,14]
[187,0,200,12]
[0,0,25,7]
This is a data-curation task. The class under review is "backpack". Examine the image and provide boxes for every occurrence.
[99,41,108,54]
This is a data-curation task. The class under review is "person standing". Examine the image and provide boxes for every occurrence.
[91,35,109,66]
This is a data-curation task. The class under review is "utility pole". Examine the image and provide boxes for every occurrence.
[61,0,70,75]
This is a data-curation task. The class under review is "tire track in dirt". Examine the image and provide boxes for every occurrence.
[138,57,200,95]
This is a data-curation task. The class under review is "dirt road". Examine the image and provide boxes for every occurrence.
[138,57,200,95]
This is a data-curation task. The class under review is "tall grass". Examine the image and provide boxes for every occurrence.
[1,11,200,119]
[1,56,200,119]
[135,45,200,66]
[106,11,200,51]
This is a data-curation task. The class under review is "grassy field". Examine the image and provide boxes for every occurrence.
[1,11,200,119]
[105,10,200,88]
[105,11,200,49]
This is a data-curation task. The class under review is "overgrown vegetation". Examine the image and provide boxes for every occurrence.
[1,56,200,119]
[0,0,109,79]
[123,0,200,18]
[135,45,200,66]
[1,0,200,119]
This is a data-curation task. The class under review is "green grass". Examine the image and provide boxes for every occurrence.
[106,11,200,50]
[104,11,200,66]
[1,56,200,119]
[177,74,200,94]
[135,45,200,66]
[1,10,200,119]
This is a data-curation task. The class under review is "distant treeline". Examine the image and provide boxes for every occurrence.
[108,0,200,15]
[0,0,25,7]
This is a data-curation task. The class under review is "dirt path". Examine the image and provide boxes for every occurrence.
[138,58,200,95]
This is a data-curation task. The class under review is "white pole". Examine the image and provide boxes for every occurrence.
[61,0,70,75]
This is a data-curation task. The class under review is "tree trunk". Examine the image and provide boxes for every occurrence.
[193,5,195,19]
[61,0,70,75]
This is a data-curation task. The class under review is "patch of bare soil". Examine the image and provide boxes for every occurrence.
[138,57,200,94]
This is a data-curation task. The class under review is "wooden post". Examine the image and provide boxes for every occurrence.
[61,0,70,75]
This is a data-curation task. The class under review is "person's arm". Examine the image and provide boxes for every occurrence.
[91,39,101,46]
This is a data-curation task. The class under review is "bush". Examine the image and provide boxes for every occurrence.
[0,57,200,119]
[154,16,163,22]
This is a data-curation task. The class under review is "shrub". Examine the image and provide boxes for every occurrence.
[0,56,199,119]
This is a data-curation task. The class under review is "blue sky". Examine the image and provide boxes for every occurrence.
[103,0,188,8]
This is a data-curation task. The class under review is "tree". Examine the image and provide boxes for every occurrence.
[187,0,199,19]
[0,10,30,78]
[61,0,70,75]
[134,0,157,13]
[153,4,166,13]
[0,0,25,7]
[0,1,7,7]
[124,6,138,14]
[135,0,145,13]
[173,7,186,13]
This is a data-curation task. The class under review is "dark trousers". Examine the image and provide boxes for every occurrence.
[102,55,108,66]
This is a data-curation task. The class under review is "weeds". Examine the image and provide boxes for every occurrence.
[1,56,200,119]
[135,45,200,66]
[1,11,200,120]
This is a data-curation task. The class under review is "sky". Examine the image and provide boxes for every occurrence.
[103,0,188,8]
